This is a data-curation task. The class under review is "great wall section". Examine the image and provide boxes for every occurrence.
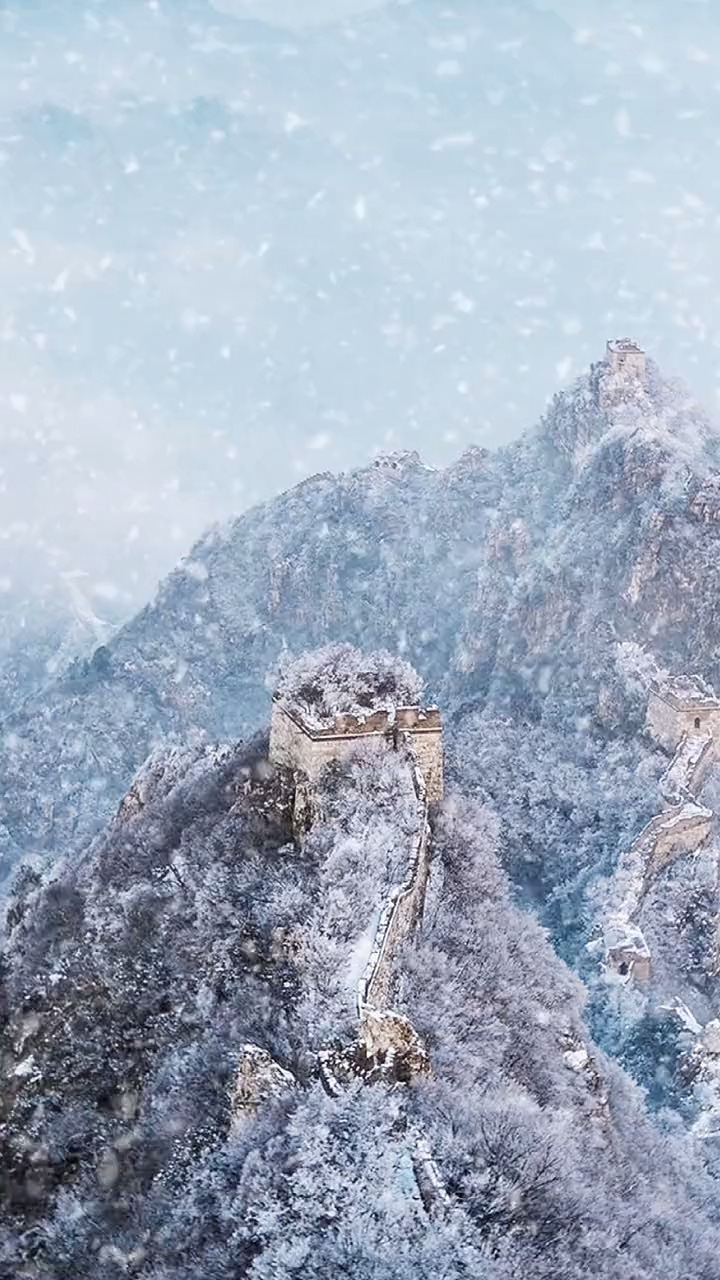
[356,755,430,1021]
[263,676,622,1201]
[352,750,451,1213]
[234,675,450,1216]
[268,695,444,805]
[234,663,622,1210]
[589,670,720,1136]
[312,726,449,1214]
[225,347,720,1191]
[231,627,720,1196]
[597,675,720,984]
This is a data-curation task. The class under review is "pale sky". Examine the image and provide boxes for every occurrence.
[210,0,390,25]
[1,0,719,624]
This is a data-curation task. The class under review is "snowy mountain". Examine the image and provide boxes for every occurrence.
[6,346,720,1269]
[2,344,719,874]
[0,346,718,1088]
[3,718,719,1278]
[0,578,119,723]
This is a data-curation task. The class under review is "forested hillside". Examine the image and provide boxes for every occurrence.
[3,729,719,1278]
[4,349,720,1198]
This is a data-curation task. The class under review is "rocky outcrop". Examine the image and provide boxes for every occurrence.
[561,1029,610,1119]
[358,1009,429,1081]
[667,1000,720,1139]
[230,1044,296,1123]
[689,475,720,524]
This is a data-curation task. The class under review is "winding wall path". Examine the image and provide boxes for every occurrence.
[602,729,715,980]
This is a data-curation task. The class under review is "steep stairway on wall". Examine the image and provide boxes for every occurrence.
[595,718,716,984]
[321,739,449,1215]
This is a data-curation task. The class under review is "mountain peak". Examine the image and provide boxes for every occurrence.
[539,341,720,484]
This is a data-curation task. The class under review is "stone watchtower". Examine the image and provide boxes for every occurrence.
[269,698,443,804]
[268,646,443,803]
[599,338,647,411]
[646,675,720,752]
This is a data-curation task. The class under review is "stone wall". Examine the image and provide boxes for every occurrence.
[647,689,720,752]
[611,801,713,930]
[661,732,715,803]
[266,710,447,1214]
[651,803,714,873]
[357,759,430,1020]
[601,683,718,984]
[313,744,445,1213]
[271,701,435,1034]
[269,700,443,803]
[405,727,443,805]
[269,703,352,778]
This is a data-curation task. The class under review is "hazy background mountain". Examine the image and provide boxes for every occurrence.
[3,0,720,685]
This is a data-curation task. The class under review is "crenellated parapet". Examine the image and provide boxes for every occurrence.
[647,676,720,752]
[269,695,444,803]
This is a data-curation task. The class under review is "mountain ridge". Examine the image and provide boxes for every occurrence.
[2,350,720,878]
[3,704,720,1277]
[5,351,720,1269]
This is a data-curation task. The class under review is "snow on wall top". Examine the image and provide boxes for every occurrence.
[604,916,651,958]
[651,672,720,709]
[274,643,425,731]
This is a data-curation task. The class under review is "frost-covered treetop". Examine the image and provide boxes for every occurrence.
[275,643,424,729]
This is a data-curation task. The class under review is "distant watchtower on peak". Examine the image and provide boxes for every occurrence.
[599,338,647,411]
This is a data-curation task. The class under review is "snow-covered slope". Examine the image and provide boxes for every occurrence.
[3,731,719,1278]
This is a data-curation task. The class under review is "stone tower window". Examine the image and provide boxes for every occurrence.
[695,717,701,730]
